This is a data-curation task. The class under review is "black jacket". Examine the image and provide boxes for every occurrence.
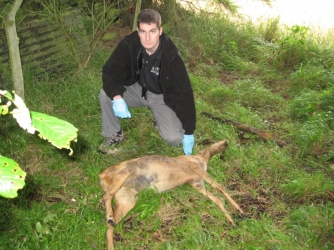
[102,31,196,135]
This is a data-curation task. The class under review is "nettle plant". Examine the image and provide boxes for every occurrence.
[0,90,78,198]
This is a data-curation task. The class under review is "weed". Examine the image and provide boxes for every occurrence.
[289,86,334,142]
[273,25,313,70]
[289,62,334,93]
[280,170,334,201]
[257,17,281,43]
[292,115,332,155]
[285,204,334,248]
[289,90,320,120]
[230,79,282,109]
[229,216,298,249]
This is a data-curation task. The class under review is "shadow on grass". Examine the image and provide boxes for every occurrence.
[0,174,42,236]
[58,134,92,160]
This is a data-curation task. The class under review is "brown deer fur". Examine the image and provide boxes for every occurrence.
[99,140,244,250]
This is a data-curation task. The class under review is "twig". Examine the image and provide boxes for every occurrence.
[201,112,286,147]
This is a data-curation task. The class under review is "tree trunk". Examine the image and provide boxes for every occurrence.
[132,0,143,31]
[4,0,24,100]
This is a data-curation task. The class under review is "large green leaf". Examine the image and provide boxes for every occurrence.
[0,90,13,115]
[0,103,10,115]
[1,91,78,155]
[0,156,26,198]
[31,111,78,155]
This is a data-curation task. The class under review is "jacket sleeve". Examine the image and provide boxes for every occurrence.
[169,53,196,135]
[102,40,131,99]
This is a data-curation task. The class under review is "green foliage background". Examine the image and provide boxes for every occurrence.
[0,1,333,249]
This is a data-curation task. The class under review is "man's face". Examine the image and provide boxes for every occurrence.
[137,22,162,55]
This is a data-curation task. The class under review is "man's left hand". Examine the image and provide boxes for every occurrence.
[182,134,194,155]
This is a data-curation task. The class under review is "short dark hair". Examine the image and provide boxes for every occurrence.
[137,9,162,29]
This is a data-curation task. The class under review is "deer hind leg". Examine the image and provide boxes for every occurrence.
[102,191,116,228]
[106,226,115,250]
[106,187,138,250]
[100,169,133,227]
[114,187,138,223]
[190,180,236,226]
[102,190,116,250]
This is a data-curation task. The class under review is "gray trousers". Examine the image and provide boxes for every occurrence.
[99,82,184,146]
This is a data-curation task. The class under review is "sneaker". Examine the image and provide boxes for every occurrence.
[98,130,124,154]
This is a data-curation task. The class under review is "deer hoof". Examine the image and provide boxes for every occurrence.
[107,217,115,227]
[107,218,115,227]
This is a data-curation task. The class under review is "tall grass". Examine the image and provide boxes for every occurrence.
[1,4,334,250]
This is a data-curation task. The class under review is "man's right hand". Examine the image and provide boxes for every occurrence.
[112,98,131,118]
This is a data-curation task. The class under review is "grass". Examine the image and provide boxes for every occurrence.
[1,4,334,250]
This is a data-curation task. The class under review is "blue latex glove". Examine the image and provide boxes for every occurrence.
[112,98,131,118]
[182,134,195,155]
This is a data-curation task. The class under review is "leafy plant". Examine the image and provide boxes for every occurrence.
[0,156,26,198]
[274,25,312,70]
[38,0,130,69]
[282,25,309,47]
[0,90,78,155]
[35,212,58,241]
[0,90,78,198]
[128,188,163,221]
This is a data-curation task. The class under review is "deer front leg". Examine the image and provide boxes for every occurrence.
[210,181,244,215]
[187,165,244,215]
[191,180,236,226]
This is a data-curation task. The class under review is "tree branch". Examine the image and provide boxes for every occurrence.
[201,112,286,147]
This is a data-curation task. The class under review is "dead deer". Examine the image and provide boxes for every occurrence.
[99,140,244,250]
